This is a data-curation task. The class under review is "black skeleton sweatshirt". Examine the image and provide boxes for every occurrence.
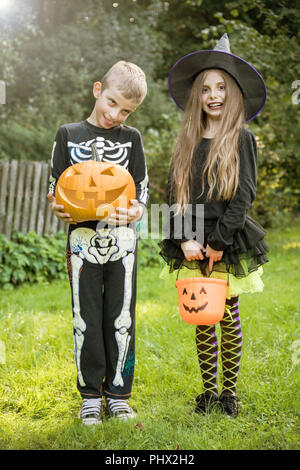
[49,120,149,213]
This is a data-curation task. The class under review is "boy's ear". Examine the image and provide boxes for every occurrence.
[93,81,102,99]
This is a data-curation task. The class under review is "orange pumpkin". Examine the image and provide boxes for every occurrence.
[55,160,136,222]
[176,278,227,325]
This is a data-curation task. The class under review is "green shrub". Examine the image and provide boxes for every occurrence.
[0,230,162,289]
[0,231,68,289]
[138,236,161,268]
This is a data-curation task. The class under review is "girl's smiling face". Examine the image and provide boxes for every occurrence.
[201,70,226,120]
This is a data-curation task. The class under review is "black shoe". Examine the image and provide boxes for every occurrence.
[195,392,219,414]
[219,394,238,417]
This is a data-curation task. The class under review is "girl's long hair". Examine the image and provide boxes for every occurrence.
[170,69,245,211]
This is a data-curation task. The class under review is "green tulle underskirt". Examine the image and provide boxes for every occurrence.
[160,259,264,299]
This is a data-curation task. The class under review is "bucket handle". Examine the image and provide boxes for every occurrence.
[175,259,230,286]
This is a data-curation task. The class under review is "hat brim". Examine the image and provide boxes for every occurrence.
[168,50,266,121]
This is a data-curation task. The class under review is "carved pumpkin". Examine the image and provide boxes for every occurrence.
[55,160,136,222]
[176,277,227,325]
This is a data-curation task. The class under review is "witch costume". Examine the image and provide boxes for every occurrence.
[158,34,269,414]
[159,34,269,299]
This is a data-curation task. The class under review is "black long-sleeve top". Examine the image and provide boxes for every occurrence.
[167,127,258,251]
[49,120,149,232]
[49,120,149,208]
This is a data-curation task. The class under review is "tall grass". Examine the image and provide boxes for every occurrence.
[0,221,299,450]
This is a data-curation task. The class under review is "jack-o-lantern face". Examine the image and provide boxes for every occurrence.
[176,278,227,325]
[182,286,208,313]
[55,160,136,222]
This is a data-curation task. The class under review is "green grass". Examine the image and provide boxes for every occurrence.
[0,221,299,450]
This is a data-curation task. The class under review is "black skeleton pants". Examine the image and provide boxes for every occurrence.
[66,226,137,400]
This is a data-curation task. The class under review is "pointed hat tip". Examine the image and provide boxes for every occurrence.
[213,33,231,53]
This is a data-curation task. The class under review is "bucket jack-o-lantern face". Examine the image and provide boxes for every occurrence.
[176,277,227,325]
[182,286,208,313]
[55,160,136,222]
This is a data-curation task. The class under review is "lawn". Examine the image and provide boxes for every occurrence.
[0,221,299,450]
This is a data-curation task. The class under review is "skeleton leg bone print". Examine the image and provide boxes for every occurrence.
[113,252,135,387]
[69,226,136,389]
[70,253,86,387]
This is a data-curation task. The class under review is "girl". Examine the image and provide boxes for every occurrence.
[159,34,269,417]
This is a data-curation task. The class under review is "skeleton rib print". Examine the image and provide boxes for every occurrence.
[68,137,132,168]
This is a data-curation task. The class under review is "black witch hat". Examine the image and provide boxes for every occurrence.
[168,34,266,121]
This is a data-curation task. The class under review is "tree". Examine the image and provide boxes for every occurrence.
[0,0,169,160]
[0,0,299,221]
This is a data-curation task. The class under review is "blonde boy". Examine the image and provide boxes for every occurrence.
[48,61,148,425]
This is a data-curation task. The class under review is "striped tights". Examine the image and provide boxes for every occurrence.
[195,296,242,397]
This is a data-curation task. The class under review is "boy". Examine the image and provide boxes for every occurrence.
[48,61,149,425]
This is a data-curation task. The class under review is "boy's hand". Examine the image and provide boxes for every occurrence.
[205,244,223,272]
[181,239,205,261]
[106,199,144,226]
[47,192,77,224]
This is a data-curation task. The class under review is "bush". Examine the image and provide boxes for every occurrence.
[0,230,162,289]
[0,231,68,289]
[137,236,161,268]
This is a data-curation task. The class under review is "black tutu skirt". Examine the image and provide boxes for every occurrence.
[158,215,269,278]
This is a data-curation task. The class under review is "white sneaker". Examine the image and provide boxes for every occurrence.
[79,398,102,425]
[106,397,136,420]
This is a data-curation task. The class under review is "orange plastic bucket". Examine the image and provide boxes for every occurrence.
[176,277,227,325]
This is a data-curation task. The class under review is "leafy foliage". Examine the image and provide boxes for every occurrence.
[0,231,68,289]
[137,236,161,268]
[154,0,300,221]
[0,229,162,288]
[0,0,299,222]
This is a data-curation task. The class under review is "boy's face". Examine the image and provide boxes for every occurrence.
[92,82,138,129]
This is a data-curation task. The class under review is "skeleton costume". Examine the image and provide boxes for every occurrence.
[50,120,149,399]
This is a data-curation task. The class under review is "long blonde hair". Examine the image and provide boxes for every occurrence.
[170,68,245,211]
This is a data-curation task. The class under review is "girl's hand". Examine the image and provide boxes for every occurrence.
[47,192,77,224]
[205,244,223,272]
[181,239,205,261]
[106,199,144,225]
